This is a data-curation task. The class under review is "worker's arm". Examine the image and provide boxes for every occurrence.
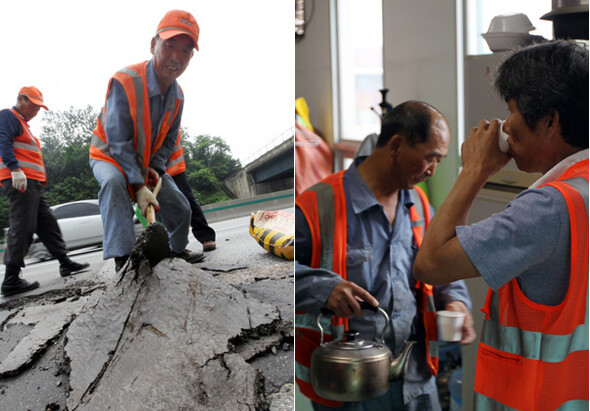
[150,100,183,175]
[295,206,378,318]
[0,109,22,171]
[414,119,510,285]
[104,80,145,186]
[0,110,28,192]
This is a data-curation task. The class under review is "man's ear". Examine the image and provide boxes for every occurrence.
[543,110,561,140]
[388,134,404,153]
[150,36,157,54]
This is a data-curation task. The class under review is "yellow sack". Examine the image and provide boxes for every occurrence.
[295,97,314,132]
[249,210,294,260]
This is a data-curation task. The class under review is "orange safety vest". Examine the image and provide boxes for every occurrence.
[0,108,46,184]
[89,61,182,200]
[295,170,439,407]
[165,129,186,177]
[474,159,589,411]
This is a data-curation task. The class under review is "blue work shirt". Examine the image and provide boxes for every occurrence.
[104,59,183,185]
[295,157,471,404]
[0,107,26,171]
[456,167,579,306]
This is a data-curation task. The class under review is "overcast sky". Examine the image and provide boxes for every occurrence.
[0,0,294,163]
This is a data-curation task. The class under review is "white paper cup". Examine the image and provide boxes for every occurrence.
[437,310,465,342]
[498,121,509,153]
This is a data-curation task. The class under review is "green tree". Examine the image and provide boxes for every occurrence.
[181,132,242,205]
[39,105,100,203]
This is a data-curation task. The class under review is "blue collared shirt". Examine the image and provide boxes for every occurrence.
[104,60,183,185]
[0,107,26,171]
[295,157,471,402]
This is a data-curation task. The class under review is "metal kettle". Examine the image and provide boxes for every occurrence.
[310,305,416,402]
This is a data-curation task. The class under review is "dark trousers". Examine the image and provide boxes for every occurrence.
[171,171,215,243]
[2,179,67,268]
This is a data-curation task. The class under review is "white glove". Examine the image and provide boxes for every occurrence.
[135,186,159,216]
[11,170,27,193]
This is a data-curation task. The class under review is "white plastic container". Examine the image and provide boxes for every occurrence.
[498,121,509,153]
[482,13,536,52]
[486,13,535,34]
[482,32,533,52]
[437,310,465,342]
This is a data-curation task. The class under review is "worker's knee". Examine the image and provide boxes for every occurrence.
[92,160,128,196]
[101,173,127,193]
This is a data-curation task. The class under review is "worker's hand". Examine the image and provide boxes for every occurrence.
[11,169,27,193]
[325,280,379,319]
[462,119,510,179]
[135,186,160,216]
[445,300,476,346]
[146,167,160,190]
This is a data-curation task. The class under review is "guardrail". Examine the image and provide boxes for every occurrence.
[201,189,294,223]
[240,127,294,166]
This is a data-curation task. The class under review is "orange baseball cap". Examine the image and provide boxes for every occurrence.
[156,10,200,51]
[18,86,48,110]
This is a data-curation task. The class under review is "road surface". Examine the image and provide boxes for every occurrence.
[0,207,295,410]
[0,207,294,303]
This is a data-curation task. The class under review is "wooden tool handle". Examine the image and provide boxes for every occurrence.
[152,176,162,198]
[146,204,156,225]
[146,177,162,225]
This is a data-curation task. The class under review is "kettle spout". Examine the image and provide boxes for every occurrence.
[389,341,416,381]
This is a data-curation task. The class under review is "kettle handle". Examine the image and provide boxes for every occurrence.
[316,303,390,345]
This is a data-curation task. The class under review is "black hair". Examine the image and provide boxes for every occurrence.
[377,100,443,147]
[495,40,589,148]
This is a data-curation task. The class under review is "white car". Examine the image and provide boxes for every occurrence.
[25,200,144,261]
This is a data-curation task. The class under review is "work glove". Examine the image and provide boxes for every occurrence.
[11,170,27,193]
[146,167,160,190]
[135,186,160,217]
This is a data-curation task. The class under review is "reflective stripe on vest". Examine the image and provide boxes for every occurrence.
[295,171,349,407]
[295,171,438,406]
[409,185,439,369]
[166,130,186,177]
[89,61,182,199]
[0,109,46,183]
[474,161,589,411]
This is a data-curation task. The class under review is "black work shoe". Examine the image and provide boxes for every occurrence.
[1,277,40,296]
[59,260,90,277]
[202,241,216,252]
[171,249,205,263]
[114,255,129,271]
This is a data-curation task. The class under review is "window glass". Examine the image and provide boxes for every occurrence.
[335,0,383,142]
[465,0,553,55]
[53,202,100,219]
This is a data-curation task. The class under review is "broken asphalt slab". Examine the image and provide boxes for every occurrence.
[66,258,283,409]
[0,297,87,377]
[0,252,294,410]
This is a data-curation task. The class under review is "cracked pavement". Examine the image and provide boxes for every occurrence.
[0,212,294,410]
